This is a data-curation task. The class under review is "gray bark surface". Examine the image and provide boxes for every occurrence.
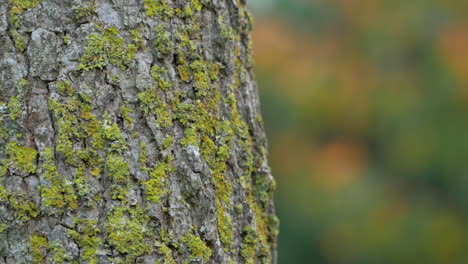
[0,0,278,263]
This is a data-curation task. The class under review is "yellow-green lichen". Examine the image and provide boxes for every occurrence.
[156,242,175,264]
[11,30,26,52]
[40,148,78,214]
[131,29,144,49]
[150,65,173,90]
[190,0,202,12]
[181,232,212,262]
[143,158,173,203]
[47,241,72,263]
[241,226,260,264]
[7,95,22,121]
[9,0,43,28]
[77,27,136,71]
[105,206,151,258]
[142,0,174,20]
[217,15,238,42]
[0,223,7,233]
[137,90,173,128]
[9,193,39,221]
[68,218,101,263]
[172,57,236,250]
[6,141,37,174]
[30,233,48,264]
[9,0,42,14]
[73,166,92,198]
[154,25,173,55]
[106,153,130,183]
[0,185,7,202]
[121,106,134,126]
[63,35,70,45]
[48,82,104,167]
[0,103,9,140]
[73,2,95,20]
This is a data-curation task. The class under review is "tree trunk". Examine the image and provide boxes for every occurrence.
[0,0,278,263]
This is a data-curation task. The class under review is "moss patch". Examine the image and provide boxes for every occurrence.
[77,28,136,71]
[68,218,102,263]
[181,232,212,262]
[143,158,173,203]
[154,25,173,56]
[6,141,37,174]
[142,0,174,20]
[7,95,22,121]
[105,206,151,259]
[30,233,48,264]
[39,148,77,214]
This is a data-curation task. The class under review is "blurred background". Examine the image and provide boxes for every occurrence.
[247,0,468,263]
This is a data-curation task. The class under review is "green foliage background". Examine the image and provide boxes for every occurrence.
[248,0,468,263]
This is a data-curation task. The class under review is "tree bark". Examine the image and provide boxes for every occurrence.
[0,0,278,263]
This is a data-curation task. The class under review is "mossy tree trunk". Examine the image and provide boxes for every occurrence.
[0,0,278,263]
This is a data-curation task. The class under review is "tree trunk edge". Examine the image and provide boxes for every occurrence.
[0,0,278,263]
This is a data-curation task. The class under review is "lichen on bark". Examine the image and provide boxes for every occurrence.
[0,0,278,263]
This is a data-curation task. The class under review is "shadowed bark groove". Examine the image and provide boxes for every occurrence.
[0,0,278,263]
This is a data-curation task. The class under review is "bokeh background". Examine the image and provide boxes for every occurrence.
[247,0,468,263]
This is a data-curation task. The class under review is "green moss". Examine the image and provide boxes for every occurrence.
[190,60,211,94]
[73,2,95,20]
[228,88,275,262]
[139,141,149,166]
[7,95,22,121]
[72,166,92,198]
[143,160,172,203]
[48,83,105,166]
[181,232,211,262]
[63,35,70,45]
[110,185,130,201]
[77,27,136,71]
[150,65,172,90]
[156,242,175,264]
[47,241,72,263]
[190,0,202,12]
[137,91,173,128]
[0,185,8,202]
[6,141,37,174]
[217,15,238,42]
[9,193,39,220]
[105,206,151,258]
[16,78,28,90]
[11,30,25,52]
[9,0,43,29]
[0,223,7,233]
[154,25,173,56]
[142,0,174,20]
[40,148,78,214]
[57,80,74,96]
[30,233,48,264]
[0,103,9,140]
[172,57,237,250]
[131,29,144,49]
[121,106,134,126]
[241,226,260,264]
[217,205,233,249]
[9,0,42,14]
[102,122,123,141]
[180,127,197,147]
[68,218,101,263]
[106,153,130,183]
[162,136,173,149]
[177,64,191,82]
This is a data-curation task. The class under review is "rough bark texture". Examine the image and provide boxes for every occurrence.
[0,0,278,263]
